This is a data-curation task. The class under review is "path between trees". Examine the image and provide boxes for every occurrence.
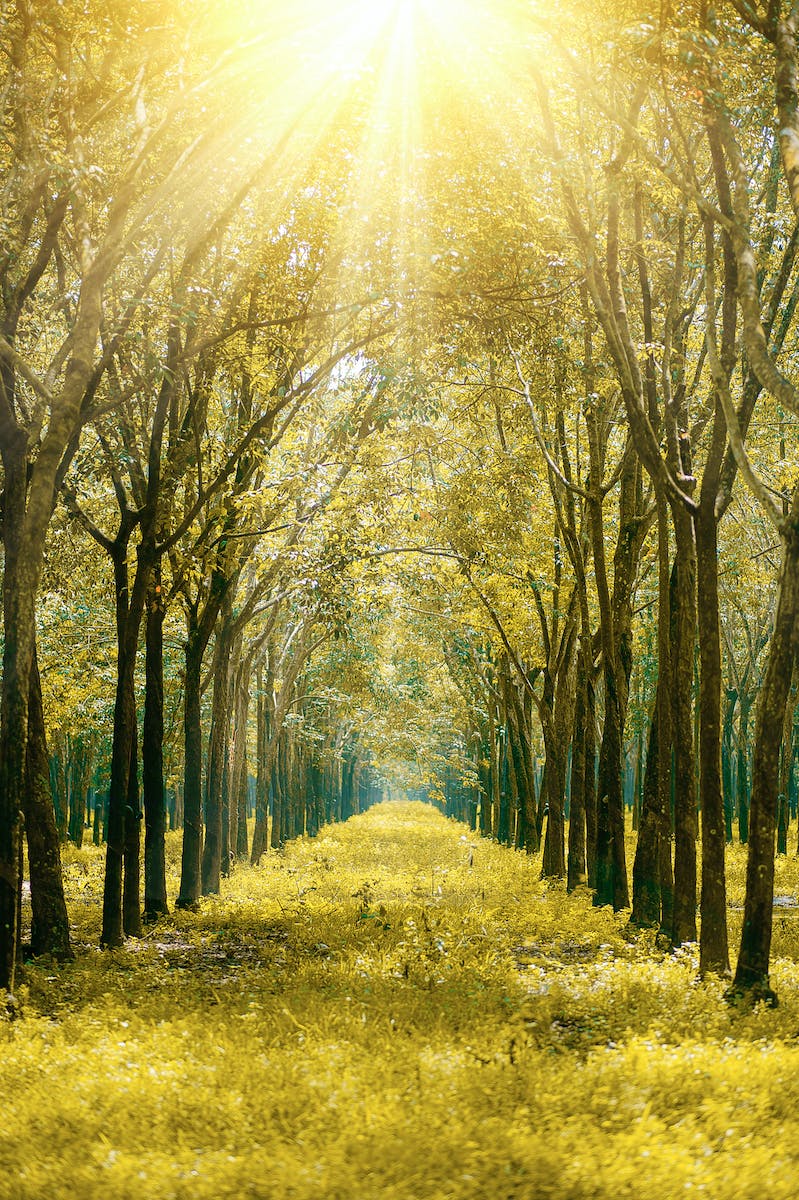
[6,802,799,1200]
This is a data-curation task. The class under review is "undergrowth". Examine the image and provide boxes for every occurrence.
[4,803,799,1199]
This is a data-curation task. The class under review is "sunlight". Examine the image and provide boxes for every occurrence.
[158,0,542,278]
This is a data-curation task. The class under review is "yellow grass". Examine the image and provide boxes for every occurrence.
[4,802,799,1199]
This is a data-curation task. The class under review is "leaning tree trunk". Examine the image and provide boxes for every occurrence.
[732,522,799,1003]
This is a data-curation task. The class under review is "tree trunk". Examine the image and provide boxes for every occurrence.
[541,724,566,877]
[722,690,736,843]
[251,662,271,862]
[543,626,577,879]
[509,688,538,853]
[100,646,138,946]
[737,698,752,844]
[631,692,662,928]
[101,531,144,947]
[584,673,597,887]
[221,724,232,876]
[143,565,168,919]
[484,715,499,840]
[669,512,698,947]
[478,726,492,838]
[123,721,142,938]
[777,658,797,856]
[230,656,251,861]
[731,523,799,1003]
[567,655,588,890]
[0,433,37,991]
[201,609,232,896]
[695,503,729,973]
[594,662,628,909]
[176,616,204,908]
[25,650,72,961]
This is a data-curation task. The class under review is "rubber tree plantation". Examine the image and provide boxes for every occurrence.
[5,1,799,1197]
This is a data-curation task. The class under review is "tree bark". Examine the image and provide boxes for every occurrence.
[176,613,205,908]
[631,691,662,928]
[0,430,37,991]
[100,526,145,947]
[123,721,142,938]
[669,510,698,947]
[731,521,799,1002]
[201,605,233,895]
[567,654,588,891]
[251,661,271,862]
[777,658,797,855]
[584,671,598,887]
[24,649,72,961]
[737,697,752,844]
[695,502,729,973]
[543,625,577,879]
[143,564,168,919]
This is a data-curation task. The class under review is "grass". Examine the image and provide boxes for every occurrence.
[4,802,799,1199]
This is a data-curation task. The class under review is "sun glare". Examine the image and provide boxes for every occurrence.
[192,0,539,269]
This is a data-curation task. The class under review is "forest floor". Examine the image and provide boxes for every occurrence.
[5,804,799,1199]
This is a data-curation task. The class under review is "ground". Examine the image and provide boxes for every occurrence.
[5,802,799,1199]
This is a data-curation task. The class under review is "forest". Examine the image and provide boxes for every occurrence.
[4,0,799,1195]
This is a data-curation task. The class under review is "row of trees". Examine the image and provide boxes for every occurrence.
[4,0,799,1007]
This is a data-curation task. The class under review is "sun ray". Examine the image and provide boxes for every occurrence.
[168,0,549,307]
